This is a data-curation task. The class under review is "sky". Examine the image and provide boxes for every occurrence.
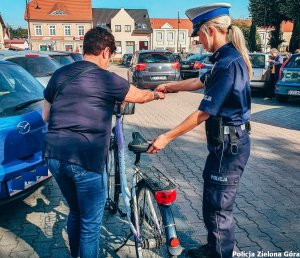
[0,0,250,29]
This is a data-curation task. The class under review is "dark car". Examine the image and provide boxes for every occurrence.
[275,53,300,102]
[127,50,181,90]
[125,55,132,67]
[0,61,51,204]
[55,51,83,61]
[38,51,75,66]
[122,53,132,65]
[180,53,212,79]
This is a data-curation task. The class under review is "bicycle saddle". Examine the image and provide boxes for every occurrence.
[128,132,150,153]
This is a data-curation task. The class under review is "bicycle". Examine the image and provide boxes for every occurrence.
[105,102,183,257]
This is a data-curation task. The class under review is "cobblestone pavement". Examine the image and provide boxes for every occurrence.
[0,64,300,258]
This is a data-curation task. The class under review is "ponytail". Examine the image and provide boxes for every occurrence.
[227,25,252,79]
[200,16,252,79]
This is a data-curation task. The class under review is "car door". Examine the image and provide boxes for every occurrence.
[127,53,137,84]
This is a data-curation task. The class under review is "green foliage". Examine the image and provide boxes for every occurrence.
[8,27,28,39]
[289,18,300,52]
[248,22,257,51]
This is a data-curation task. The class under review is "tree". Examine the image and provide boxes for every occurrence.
[249,0,288,48]
[248,21,257,51]
[8,27,28,39]
[279,0,300,52]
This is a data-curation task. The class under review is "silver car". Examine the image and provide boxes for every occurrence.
[249,53,271,90]
[0,50,60,87]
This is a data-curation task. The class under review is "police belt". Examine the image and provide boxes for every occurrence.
[223,124,246,134]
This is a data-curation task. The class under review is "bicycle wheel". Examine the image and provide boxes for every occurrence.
[106,135,120,214]
[134,180,168,258]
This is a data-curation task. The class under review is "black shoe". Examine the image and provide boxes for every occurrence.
[186,244,212,258]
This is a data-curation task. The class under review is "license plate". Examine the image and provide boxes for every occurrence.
[181,65,189,68]
[288,90,300,96]
[151,76,167,81]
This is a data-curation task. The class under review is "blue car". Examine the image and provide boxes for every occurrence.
[0,61,50,204]
[275,53,300,102]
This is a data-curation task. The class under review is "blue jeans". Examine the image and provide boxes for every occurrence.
[47,159,107,258]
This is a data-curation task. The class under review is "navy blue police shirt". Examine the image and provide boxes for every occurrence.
[199,43,251,126]
[43,61,130,173]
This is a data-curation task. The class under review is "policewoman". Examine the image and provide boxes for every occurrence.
[148,3,252,258]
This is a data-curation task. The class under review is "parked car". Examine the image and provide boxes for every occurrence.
[40,51,75,66]
[249,53,272,91]
[125,54,132,66]
[275,53,300,102]
[0,50,60,87]
[0,61,51,204]
[122,53,132,65]
[180,53,212,79]
[55,51,83,61]
[127,50,181,90]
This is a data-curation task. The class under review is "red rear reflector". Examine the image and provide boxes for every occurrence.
[136,63,147,71]
[171,62,180,70]
[170,238,180,248]
[154,189,176,205]
[25,54,39,57]
[193,61,205,69]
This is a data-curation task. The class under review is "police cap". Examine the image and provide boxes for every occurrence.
[186,3,231,37]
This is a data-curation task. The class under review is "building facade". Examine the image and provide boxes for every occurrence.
[150,18,193,53]
[24,0,93,52]
[0,15,9,50]
[93,8,152,60]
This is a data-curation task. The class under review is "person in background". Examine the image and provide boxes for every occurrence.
[265,48,283,100]
[42,27,164,258]
[148,3,252,258]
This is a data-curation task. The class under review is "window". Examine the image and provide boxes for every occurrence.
[125,25,131,32]
[35,25,42,36]
[115,41,122,53]
[64,25,71,36]
[179,32,185,41]
[167,32,174,41]
[137,23,147,29]
[65,45,73,52]
[49,25,56,36]
[78,26,85,36]
[156,32,163,41]
[40,45,47,51]
[51,10,67,15]
[115,25,121,32]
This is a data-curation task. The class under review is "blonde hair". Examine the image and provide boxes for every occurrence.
[200,15,252,79]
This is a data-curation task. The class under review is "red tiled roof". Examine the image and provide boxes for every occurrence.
[281,21,293,32]
[24,0,92,22]
[232,19,252,27]
[150,18,193,33]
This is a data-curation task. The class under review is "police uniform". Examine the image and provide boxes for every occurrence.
[186,3,251,258]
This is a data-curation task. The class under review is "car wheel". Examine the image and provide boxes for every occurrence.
[275,94,289,103]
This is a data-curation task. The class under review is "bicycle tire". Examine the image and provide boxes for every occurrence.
[106,135,120,214]
[134,179,168,258]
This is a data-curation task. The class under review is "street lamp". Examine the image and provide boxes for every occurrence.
[177,11,180,53]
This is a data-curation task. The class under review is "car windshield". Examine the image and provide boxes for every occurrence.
[249,54,266,68]
[0,63,44,117]
[187,54,209,62]
[138,53,176,63]
[6,56,59,77]
[51,55,74,66]
[71,53,83,61]
[285,55,300,68]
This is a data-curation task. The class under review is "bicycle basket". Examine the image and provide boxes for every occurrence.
[113,102,135,115]
[138,167,176,192]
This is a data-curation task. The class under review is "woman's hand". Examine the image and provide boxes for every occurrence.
[155,84,178,93]
[147,134,171,154]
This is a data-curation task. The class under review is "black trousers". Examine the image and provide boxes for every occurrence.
[266,73,276,98]
[202,127,251,258]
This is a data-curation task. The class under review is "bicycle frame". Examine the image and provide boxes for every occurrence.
[112,104,183,257]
